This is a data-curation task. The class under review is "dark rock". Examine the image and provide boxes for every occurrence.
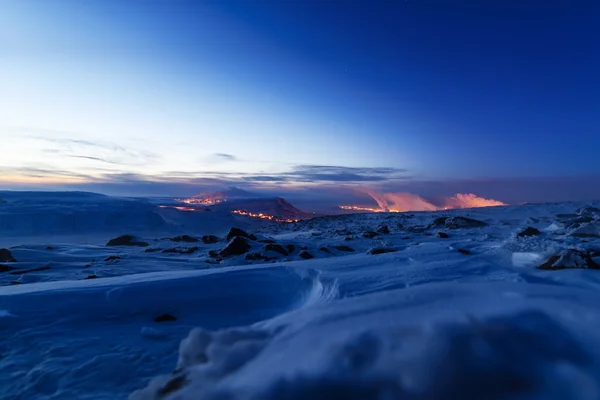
[104,255,122,262]
[83,264,92,268]
[45,246,54,250]
[201,235,219,244]
[402,236,411,240]
[162,247,199,254]
[264,243,289,256]
[106,235,148,247]
[376,225,390,234]
[431,217,448,227]
[170,235,199,243]
[226,228,256,241]
[319,247,333,254]
[299,251,314,259]
[407,226,427,233]
[245,252,270,261]
[556,213,578,220]
[570,223,600,238]
[368,247,398,255]
[517,227,542,237]
[566,216,594,228]
[438,232,449,239]
[258,239,276,244]
[538,249,600,270]
[208,250,220,258]
[344,236,353,241]
[445,217,487,229]
[220,237,251,257]
[144,248,162,253]
[457,249,471,255]
[363,231,379,239]
[0,249,16,263]
[286,244,296,254]
[0,264,19,273]
[333,245,355,252]
[158,374,187,397]
[10,281,21,285]
[84,275,97,280]
[154,314,177,322]
[9,266,51,275]
[335,229,353,236]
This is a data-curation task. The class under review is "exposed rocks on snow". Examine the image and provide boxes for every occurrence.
[263,243,289,256]
[319,247,334,254]
[201,235,219,244]
[299,251,314,259]
[226,228,256,241]
[457,249,472,255]
[344,236,353,241]
[538,249,600,270]
[577,206,600,219]
[219,237,252,257]
[144,248,161,253]
[363,231,379,239]
[84,275,97,280]
[335,229,353,236]
[445,217,487,229]
[286,244,296,254]
[333,245,355,252]
[258,239,276,244]
[9,266,51,275]
[0,264,19,273]
[0,249,16,263]
[104,255,122,262]
[569,223,600,238]
[376,225,390,234]
[170,235,199,243]
[438,232,449,239]
[154,314,177,323]
[162,247,199,254]
[517,227,542,237]
[245,252,272,261]
[106,235,149,247]
[156,374,187,397]
[368,247,398,255]
[208,250,220,258]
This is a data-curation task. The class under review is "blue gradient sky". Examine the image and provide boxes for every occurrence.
[1,1,599,202]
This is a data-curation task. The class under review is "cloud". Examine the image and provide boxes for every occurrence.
[213,153,237,161]
[1,126,160,167]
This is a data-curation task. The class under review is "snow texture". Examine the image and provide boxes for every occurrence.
[2,191,600,400]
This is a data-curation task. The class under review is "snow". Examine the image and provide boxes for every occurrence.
[2,191,600,399]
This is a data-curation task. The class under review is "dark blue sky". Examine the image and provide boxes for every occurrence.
[1,0,599,202]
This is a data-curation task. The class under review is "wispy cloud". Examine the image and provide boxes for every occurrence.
[213,153,237,161]
[1,126,160,167]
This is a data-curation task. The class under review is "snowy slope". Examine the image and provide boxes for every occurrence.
[2,195,600,399]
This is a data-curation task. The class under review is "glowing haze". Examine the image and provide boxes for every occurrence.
[341,191,506,213]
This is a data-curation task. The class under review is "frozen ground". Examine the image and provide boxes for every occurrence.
[2,192,600,399]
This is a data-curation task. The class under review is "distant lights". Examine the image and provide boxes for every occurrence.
[232,209,298,223]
